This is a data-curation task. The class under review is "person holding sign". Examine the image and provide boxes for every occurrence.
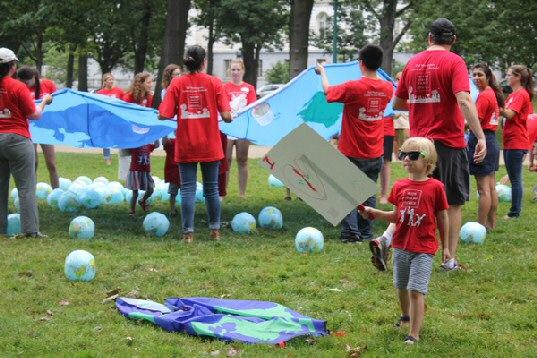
[316,44,393,242]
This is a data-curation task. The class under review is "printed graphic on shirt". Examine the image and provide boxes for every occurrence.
[229,87,250,115]
[408,65,441,104]
[181,86,210,119]
[137,153,150,166]
[0,89,10,119]
[357,92,387,121]
[489,110,499,126]
[398,188,426,227]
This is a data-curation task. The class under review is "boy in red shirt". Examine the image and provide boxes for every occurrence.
[317,44,393,242]
[359,137,449,344]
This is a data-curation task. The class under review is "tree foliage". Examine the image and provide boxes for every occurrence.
[266,61,290,84]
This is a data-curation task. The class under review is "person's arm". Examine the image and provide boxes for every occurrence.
[28,94,52,120]
[436,209,449,262]
[358,205,397,223]
[456,91,486,163]
[499,107,517,120]
[393,96,408,111]
[316,63,330,94]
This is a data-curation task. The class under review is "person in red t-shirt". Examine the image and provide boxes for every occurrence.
[380,115,395,204]
[499,65,535,219]
[159,45,232,243]
[393,18,486,271]
[527,114,537,171]
[223,60,257,198]
[359,137,448,344]
[468,63,504,229]
[96,73,125,165]
[317,44,393,242]
[119,72,155,181]
[126,144,155,215]
[17,66,60,189]
[0,48,52,238]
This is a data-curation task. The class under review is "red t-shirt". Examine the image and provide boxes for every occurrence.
[27,78,57,100]
[223,82,256,114]
[527,114,537,150]
[96,87,125,99]
[0,77,36,138]
[159,73,231,163]
[129,144,155,172]
[395,50,470,149]
[123,92,154,108]
[476,87,500,132]
[383,116,395,137]
[389,178,449,255]
[163,138,180,185]
[503,88,531,150]
[326,77,393,158]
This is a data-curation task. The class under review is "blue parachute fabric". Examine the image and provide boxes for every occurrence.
[116,296,327,344]
[31,88,175,148]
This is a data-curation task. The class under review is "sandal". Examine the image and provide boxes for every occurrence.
[395,315,410,328]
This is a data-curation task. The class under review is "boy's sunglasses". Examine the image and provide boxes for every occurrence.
[398,151,424,161]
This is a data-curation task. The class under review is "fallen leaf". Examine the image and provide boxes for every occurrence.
[220,293,231,299]
[148,267,158,272]
[94,325,102,332]
[126,336,133,346]
[39,316,51,322]
[127,289,140,298]
[333,330,347,337]
[46,310,53,316]
[209,350,221,356]
[226,347,240,357]
[18,270,33,278]
[346,344,365,358]
[59,299,70,306]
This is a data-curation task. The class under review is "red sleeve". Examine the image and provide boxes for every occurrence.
[388,182,399,206]
[42,79,57,94]
[476,93,489,120]
[325,82,350,103]
[507,91,527,114]
[159,82,178,118]
[214,77,231,112]
[247,84,257,104]
[451,57,470,95]
[17,84,36,117]
[435,181,449,212]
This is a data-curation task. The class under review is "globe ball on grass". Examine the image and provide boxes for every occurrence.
[58,191,81,213]
[496,184,512,203]
[64,250,96,282]
[295,227,324,253]
[59,177,72,191]
[258,206,283,229]
[231,212,257,234]
[7,214,21,236]
[36,182,53,200]
[460,222,486,244]
[69,216,95,240]
[143,212,170,238]
[47,188,65,208]
[79,188,104,209]
[268,174,284,188]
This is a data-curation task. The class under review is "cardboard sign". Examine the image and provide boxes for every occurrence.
[261,123,377,226]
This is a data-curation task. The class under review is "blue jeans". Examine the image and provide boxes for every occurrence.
[103,148,111,160]
[341,156,383,240]
[504,149,526,217]
[179,161,220,233]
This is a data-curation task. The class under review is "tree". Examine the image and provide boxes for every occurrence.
[266,61,290,84]
[289,0,314,78]
[218,0,288,86]
[195,0,222,75]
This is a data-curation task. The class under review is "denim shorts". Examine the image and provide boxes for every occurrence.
[467,131,500,176]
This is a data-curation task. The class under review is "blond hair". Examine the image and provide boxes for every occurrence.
[400,137,437,175]
[228,59,245,72]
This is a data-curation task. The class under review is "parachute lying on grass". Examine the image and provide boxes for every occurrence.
[116,296,327,344]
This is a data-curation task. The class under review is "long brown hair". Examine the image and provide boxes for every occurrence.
[17,66,41,98]
[162,64,181,89]
[510,65,535,100]
[128,72,152,104]
[473,63,504,107]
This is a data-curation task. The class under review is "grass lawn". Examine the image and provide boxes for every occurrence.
[1,152,537,357]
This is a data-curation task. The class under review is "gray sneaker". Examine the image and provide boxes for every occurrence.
[369,236,389,271]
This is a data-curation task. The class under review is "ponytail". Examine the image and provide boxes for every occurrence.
[183,45,206,73]
[473,63,504,108]
[510,65,534,100]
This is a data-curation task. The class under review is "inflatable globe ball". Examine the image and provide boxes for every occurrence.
[295,227,324,253]
[496,184,512,203]
[79,188,104,209]
[36,182,53,200]
[258,206,283,229]
[47,188,65,207]
[143,212,170,237]
[231,212,257,234]
[460,222,486,245]
[59,177,72,191]
[69,216,95,240]
[58,191,81,213]
[64,250,96,282]
[268,174,284,188]
[7,214,21,236]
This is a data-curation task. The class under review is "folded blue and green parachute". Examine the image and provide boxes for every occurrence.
[116,297,327,344]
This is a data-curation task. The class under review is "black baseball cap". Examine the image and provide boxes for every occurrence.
[429,18,455,37]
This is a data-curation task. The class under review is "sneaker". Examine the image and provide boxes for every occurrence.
[440,258,460,271]
[369,236,388,271]
[404,335,418,344]
[340,233,363,244]
[182,232,194,243]
[12,232,48,239]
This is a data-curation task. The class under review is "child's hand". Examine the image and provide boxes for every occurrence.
[357,204,375,220]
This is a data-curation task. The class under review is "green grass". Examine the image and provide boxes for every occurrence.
[2,152,537,357]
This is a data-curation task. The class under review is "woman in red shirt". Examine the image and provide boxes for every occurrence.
[500,65,534,219]
[159,45,232,243]
[469,63,503,229]
[0,48,52,238]
[223,60,256,198]
[119,72,154,181]
[96,73,125,165]
[17,66,60,189]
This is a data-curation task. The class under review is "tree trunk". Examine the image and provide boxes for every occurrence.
[289,0,314,78]
[134,0,152,74]
[35,30,44,75]
[241,41,257,87]
[154,0,191,107]
[66,44,75,88]
[77,52,88,92]
[207,14,215,75]
[379,0,396,74]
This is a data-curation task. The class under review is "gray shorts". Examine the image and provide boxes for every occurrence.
[393,249,434,295]
[168,183,179,196]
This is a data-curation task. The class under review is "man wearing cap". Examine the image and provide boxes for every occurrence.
[393,18,486,270]
[0,47,52,238]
